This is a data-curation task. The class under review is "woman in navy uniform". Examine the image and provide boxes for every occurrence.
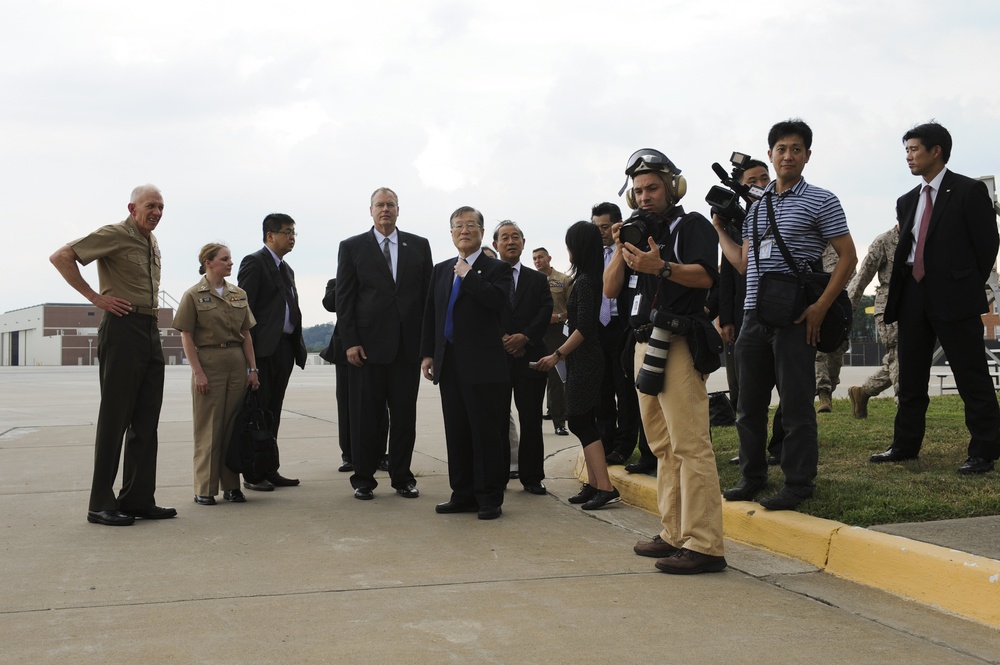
[174,244,260,505]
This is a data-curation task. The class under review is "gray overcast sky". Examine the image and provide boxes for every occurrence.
[2,0,998,326]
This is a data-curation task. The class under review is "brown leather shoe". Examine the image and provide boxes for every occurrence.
[655,548,727,575]
[633,535,680,558]
[848,386,869,419]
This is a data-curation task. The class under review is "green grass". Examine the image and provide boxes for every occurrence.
[710,395,1000,527]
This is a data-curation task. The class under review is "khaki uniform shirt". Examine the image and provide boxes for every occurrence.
[173,278,256,347]
[547,269,571,318]
[70,217,160,308]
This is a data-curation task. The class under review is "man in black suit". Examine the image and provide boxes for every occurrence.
[238,213,308,490]
[493,221,553,495]
[421,206,512,520]
[871,122,1000,475]
[320,278,389,473]
[336,187,433,500]
[593,202,646,471]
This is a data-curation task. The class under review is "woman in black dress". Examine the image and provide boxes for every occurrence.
[535,222,619,509]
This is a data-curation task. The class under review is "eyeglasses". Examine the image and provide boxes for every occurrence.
[451,222,482,231]
[273,229,298,238]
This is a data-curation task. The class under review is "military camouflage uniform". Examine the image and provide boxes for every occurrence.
[847,226,899,397]
[815,243,857,397]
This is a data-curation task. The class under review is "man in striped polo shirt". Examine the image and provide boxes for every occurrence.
[714,119,857,510]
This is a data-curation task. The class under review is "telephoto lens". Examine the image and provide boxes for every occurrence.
[635,327,671,395]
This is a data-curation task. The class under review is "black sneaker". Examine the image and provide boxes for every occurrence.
[581,487,621,510]
[568,483,598,504]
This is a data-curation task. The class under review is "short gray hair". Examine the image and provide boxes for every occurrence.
[130,184,161,203]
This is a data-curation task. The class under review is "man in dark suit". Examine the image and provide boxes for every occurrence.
[421,206,512,520]
[237,213,307,490]
[872,122,1000,475]
[336,187,433,500]
[593,202,646,470]
[320,278,389,473]
[493,221,553,495]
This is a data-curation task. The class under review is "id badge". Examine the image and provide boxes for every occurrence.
[631,293,642,316]
[628,274,638,289]
[563,323,569,337]
[760,238,774,260]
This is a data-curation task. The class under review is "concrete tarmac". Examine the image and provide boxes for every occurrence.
[1,365,998,664]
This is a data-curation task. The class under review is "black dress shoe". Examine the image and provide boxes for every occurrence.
[87,510,135,526]
[767,455,780,466]
[267,473,300,486]
[869,448,918,463]
[625,458,657,474]
[760,486,812,511]
[722,478,767,502]
[554,426,569,436]
[509,470,520,480]
[194,495,216,505]
[958,457,996,475]
[377,457,390,472]
[354,487,374,500]
[338,460,354,472]
[223,489,246,503]
[605,451,628,465]
[244,479,274,491]
[728,455,740,466]
[396,484,419,498]
[478,506,502,520]
[523,482,547,495]
[435,500,478,514]
[123,505,177,519]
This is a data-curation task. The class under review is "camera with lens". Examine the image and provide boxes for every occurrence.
[635,309,692,395]
[705,151,766,225]
[618,208,664,249]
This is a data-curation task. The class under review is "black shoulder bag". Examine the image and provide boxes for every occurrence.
[752,193,853,352]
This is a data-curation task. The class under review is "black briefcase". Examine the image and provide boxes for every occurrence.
[225,389,279,482]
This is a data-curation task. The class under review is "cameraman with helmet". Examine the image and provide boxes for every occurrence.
[604,149,727,575]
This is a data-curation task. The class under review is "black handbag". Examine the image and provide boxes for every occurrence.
[752,193,853,352]
[225,389,279,482]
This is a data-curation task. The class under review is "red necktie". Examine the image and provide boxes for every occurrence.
[911,185,933,282]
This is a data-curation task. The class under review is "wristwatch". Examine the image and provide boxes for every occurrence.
[656,261,673,280]
[247,368,259,376]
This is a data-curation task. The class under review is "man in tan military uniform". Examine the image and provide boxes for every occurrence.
[532,247,570,436]
[50,184,176,526]
[847,226,901,418]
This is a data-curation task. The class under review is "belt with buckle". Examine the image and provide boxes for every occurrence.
[200,341,241,349]
[130,305,159,316]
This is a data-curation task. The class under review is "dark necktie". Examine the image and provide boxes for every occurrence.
[278,261,302,330]
[509,267,517,306]
[383,237,393,280]
[912,185,933,282]
[444,260,464,343]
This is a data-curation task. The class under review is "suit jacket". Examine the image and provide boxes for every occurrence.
[421,253,512,385]
[336,228,433,364]
[885,170,998,324]
[503,265,553,371]
[319,278,344,364]
[237,247,307,367]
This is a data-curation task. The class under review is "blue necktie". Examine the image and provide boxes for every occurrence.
[444,261,464,343]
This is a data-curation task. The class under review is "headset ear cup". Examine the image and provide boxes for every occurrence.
[625,188,638,210]
[673,175,687,201]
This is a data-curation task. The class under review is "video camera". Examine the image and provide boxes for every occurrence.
[704,151,767,225]
[618,208,665,249]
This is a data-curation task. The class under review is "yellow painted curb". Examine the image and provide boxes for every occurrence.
[720,501,840,569]
[581,452,1000,629]
[827,526,1000,628]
